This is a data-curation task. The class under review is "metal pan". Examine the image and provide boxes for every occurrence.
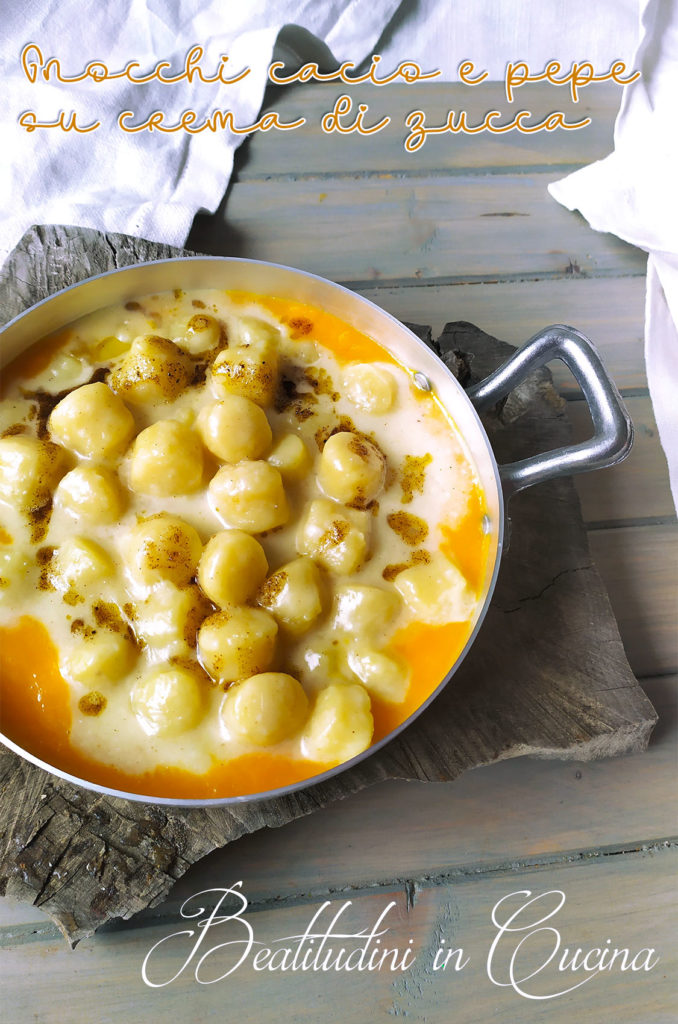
[0,257,633,805]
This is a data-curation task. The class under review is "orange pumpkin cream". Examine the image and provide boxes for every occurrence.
[0,288,490,799]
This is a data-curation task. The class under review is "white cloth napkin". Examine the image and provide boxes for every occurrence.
[375,0,638,79]
[0,0,400,262]
[549,0,678,511]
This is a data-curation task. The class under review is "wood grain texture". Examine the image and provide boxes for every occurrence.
[236,81,620,178]
[354,276,648,394]
[589,525,678,678]
[0,226,655,944]
[2,849,676,1024]
[187,172,646,283]
[568,397,675,525]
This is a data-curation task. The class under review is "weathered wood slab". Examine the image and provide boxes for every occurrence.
[0,226,657,944]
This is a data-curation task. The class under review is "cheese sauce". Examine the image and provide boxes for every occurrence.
[0,288,490,798]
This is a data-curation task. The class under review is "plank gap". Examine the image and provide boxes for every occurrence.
[4,837,675,948]
[585,515,677,531]
[190,170,647,280]
[75,837,678,937]
[233,162,598,184]
[353,271,648,291]
[565,387,649,400]
[236,80,621,179]
[335,270,647,291]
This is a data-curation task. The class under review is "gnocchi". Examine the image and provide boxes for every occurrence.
[197,530,269,607]
[236,316,281,348]
[298,639,355,693]
[51,536,112,589]
[123,515,202,589]
[317,431,385,507]
[48,382,135,459]
[208,460,289,533]
[0,284,489,800]
[128,419,203,496]
[56,465,124,524]
[179,313,223,355]
[332,584,401,637]
[210,324,280,407]
[0,547,31,598]
[197,607,278,683]
[346,645,410,703]
[222,672,308,746]
[196,396,272,463]
[130,666,204,736]
[257,556,322,634]
[0,435,68,511]
[267,433,311,481]
[134,582,209,655]
[301,683,374,763]
[343,363,396,413]
[393,552,476,624]
[110,334,192,405]
[61,632,135,686]
[296,498,369,574]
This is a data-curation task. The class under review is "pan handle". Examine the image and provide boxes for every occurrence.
[465,324,633,500]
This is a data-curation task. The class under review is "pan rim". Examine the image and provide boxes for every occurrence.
[0,255,505,806]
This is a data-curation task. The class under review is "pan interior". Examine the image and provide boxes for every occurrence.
[0,257,503,804]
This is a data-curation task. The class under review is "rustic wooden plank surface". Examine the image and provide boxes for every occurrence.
[2,79,676,1024]
[568,396,675,525]
[3,849,676,1024]
[589,525,678,678]
[0,226,655,946]
[354,277,648,394]
[236,81,619,177]
[189,173,646,282]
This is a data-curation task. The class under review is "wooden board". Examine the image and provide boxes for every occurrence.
[567,396,675,525]
[3,848,676,1024]
[589,525,678,677]
[236,80,620,177]
[0,225,657,945]
[188,172,646,283]
[354,277,648,394]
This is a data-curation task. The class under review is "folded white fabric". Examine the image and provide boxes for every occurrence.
[549,0,678,511]
[0,0,400,261]
[375,0,637,79]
